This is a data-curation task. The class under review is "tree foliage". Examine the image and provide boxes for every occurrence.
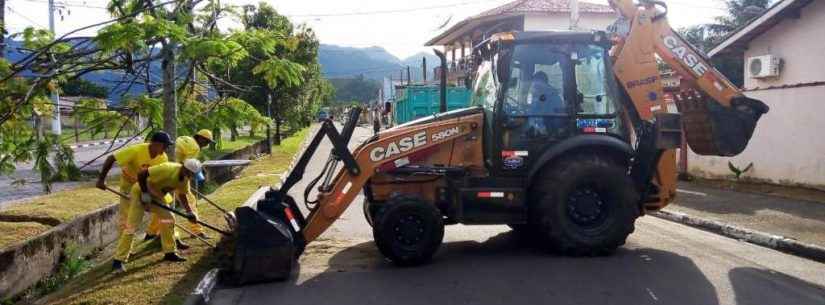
[678,0,771,86]
[0,0,328,191]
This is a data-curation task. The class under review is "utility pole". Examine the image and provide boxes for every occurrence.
[569,0,580,30]
[49,0,62,135]
[0,0,6,57]
[422,57,427,81]
[266,93,273,153]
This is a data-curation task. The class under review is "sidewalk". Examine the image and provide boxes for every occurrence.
[665,181,825,247]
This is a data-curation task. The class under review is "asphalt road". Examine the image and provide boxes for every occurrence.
[211,125,825,305]
[0,138,135,208]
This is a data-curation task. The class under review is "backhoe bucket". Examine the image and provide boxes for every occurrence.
[677,95,769,156]
[230,188,304,284]
[229,109,362,285]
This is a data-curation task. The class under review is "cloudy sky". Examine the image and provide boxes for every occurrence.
[4,0,731,58]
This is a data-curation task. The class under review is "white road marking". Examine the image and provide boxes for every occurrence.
[676,189,707,197]
[646,288,659,301]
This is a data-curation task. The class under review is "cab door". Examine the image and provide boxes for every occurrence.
[493,44,576,176]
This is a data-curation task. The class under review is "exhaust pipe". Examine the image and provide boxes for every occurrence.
[433,49,448,113]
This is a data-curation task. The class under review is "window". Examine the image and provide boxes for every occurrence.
[573,45,615,115]
[471,60,498,111]
[503,45,567,116]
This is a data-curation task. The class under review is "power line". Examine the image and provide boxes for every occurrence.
[7,5,50,29]
[286,0,501,18]
[22,0,109,10]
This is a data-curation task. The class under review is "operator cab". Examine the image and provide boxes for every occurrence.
[470,31,628,175]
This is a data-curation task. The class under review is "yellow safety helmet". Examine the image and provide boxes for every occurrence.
[195,129,215,143]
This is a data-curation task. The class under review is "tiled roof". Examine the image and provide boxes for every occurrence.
[476,0,613,18]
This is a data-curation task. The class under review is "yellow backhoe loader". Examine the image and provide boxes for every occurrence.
[228,0,769,284]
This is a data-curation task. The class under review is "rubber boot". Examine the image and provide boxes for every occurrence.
[176,239,190,250]
[163,252,187,262]
[112,260,127,273]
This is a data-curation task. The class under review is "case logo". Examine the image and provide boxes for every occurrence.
[663,35,708,77]
[368,126,463,162]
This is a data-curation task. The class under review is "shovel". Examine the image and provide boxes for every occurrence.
[104,186,231,247]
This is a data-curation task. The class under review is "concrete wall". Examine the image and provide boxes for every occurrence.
[523,13,615,32]
[688,2,825,187]
[0,205,119,298]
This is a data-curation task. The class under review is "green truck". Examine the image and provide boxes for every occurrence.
[393,84,471,125]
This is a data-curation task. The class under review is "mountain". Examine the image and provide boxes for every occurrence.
[318,44,402,80]
[319,44,442,81]
[4,39,163,104]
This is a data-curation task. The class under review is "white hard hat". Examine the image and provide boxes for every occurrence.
[183,159,202,175]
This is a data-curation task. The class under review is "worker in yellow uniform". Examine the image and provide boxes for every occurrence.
[96,131,173,234]
[146,129,214,239]
[112,159,202,272]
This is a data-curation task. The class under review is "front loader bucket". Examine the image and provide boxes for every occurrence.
[229,108,363,285]
[677,95,769,156]
[230,188,305,284]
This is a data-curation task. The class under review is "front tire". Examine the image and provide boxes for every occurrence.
[373,195,444,266]
[532,153,639,255]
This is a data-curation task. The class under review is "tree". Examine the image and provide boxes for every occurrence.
[1,0,6,57]
[679,0,770,86]
[0,0,307,188]
[62,78,108,98]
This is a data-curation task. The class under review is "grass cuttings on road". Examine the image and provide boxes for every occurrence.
[39,127,309,305]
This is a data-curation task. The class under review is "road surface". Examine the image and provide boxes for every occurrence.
[0,138,136,208]
[211,125,824,305]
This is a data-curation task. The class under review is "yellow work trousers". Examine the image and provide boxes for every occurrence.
[147,182,201,235]
[116,182,134,235]
[114,185,177,262]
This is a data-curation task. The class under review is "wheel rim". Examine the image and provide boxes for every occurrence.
[566,184,609,228]
[393,214,426,247]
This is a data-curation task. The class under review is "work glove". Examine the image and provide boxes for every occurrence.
[141,192,153,204]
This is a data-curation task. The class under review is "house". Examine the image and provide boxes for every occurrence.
[425,0,615,84]
[689,0,825,186]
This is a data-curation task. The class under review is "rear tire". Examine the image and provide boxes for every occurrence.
[531,153,639,255]
[373,195,444,266]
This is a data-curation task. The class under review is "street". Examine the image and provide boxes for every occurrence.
[0,138,134,208]
[211,125,825,305]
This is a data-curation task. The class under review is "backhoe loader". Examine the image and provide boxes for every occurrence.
[229,0,769,284]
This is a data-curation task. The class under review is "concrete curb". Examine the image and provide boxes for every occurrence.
[183,268,222,305]
[0,204,119,298]
[68,138,134,150]
[652,210,825,263]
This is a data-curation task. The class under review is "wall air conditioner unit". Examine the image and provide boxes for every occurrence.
[748,55,780,78]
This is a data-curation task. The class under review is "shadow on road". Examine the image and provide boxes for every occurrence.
[235,231,721,305]
[729,267,825,305]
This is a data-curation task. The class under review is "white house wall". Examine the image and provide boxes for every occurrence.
[688,1,825,187]
[523,13,615,31]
